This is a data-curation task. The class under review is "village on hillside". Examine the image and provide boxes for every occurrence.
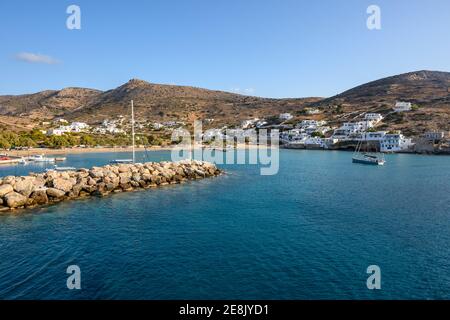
[34,100,449,155]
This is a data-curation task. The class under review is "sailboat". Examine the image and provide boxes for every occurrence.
[352,138,385,166]
[111,100,136,164]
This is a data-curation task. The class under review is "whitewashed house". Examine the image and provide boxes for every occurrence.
[297,120,327,129]
[364,113,384,123]
[394,102,412,112]
[305,137,326,148]
[152,123,165,130]
[241,118,259,129]
[380,133,414,152]
[69,122,90,132]
[47,128,66,136]
[358,131,387,141]
[424,131,445,141]
[279,113,293,121]
[305,108,321,115]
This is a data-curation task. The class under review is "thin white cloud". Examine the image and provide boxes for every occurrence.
[15,52,60,64]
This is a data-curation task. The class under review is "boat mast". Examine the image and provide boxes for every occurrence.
[131,100,135,164]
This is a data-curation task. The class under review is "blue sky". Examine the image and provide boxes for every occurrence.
[1,0,450,98]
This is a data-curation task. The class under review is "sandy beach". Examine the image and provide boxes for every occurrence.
[2,144,264,157]
[2,146,170,157]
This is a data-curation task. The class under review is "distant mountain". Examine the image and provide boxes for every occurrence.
[0,70,448,135]
[0,88,101,117]
[316,70,450,107]
[0,79,319,127]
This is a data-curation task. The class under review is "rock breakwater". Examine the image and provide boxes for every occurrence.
[0,160,222,212]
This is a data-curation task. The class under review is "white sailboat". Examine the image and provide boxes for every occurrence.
[111,100,136,164]
[352,139,385,166]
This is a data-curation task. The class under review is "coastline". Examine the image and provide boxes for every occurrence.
[1,144,264,157]
[2,144,449,158]
[2,146,171,157]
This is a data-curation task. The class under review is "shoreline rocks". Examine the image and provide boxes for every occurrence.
[0,160,222,212]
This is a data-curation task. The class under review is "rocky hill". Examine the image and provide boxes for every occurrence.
[0,70,448,135]
[0,79,319,128]
[311,70,450,135]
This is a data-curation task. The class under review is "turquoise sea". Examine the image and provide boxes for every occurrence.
[0,149,449,299]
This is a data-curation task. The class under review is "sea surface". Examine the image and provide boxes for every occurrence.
[0,149,449,299]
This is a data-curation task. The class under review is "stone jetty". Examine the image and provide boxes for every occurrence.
[0,160,222,212]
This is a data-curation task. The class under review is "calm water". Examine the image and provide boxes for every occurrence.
[0,150,449,300]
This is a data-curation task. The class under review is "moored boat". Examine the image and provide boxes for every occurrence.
[26,154,56,163]
[0,156,21,165]
[110,159,134,164]
[352,140,386,166]
[352,154,385,165]
[46,165,76,172]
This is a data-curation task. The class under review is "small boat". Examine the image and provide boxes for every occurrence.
[26,154,56,163]
[0,156,21,165]
[352,153,385,165]
[352,140,385,166]
[46,165,76,172]
[55,157,67,162]
[18,158,29,165]
[110,159,134,164]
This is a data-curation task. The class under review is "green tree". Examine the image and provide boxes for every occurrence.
[0,136,11,149]
[47,135,70,149]
[80,134,95,146]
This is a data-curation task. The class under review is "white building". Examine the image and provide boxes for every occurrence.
[297,120,327,129]
[69,122,90,132]
[241,118,259,129]
[280,130,308,144]
[339,121,374,135]
[47,128,66,136]
[53,118,68,125]
[380,133,414,152]
[152,123,165,130]
[364,113,384,123]
[279,113,293,121]
[305,108,321,115]
[394,102,412,112]
[424,131,445,141]
[305,137,326,148]
[358,131,387,141]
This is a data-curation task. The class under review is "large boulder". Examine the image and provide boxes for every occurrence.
[52,178,74,193]
[118,165,130,173]
[87,177,97,186]
[14,178,35,197]
[2,176,17,186]
[46,188,66,199]
[89,168,104,178]
[4,192,28,208]
[0,184,14,197]
[119,172,131,184]
[30,189,49,205]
